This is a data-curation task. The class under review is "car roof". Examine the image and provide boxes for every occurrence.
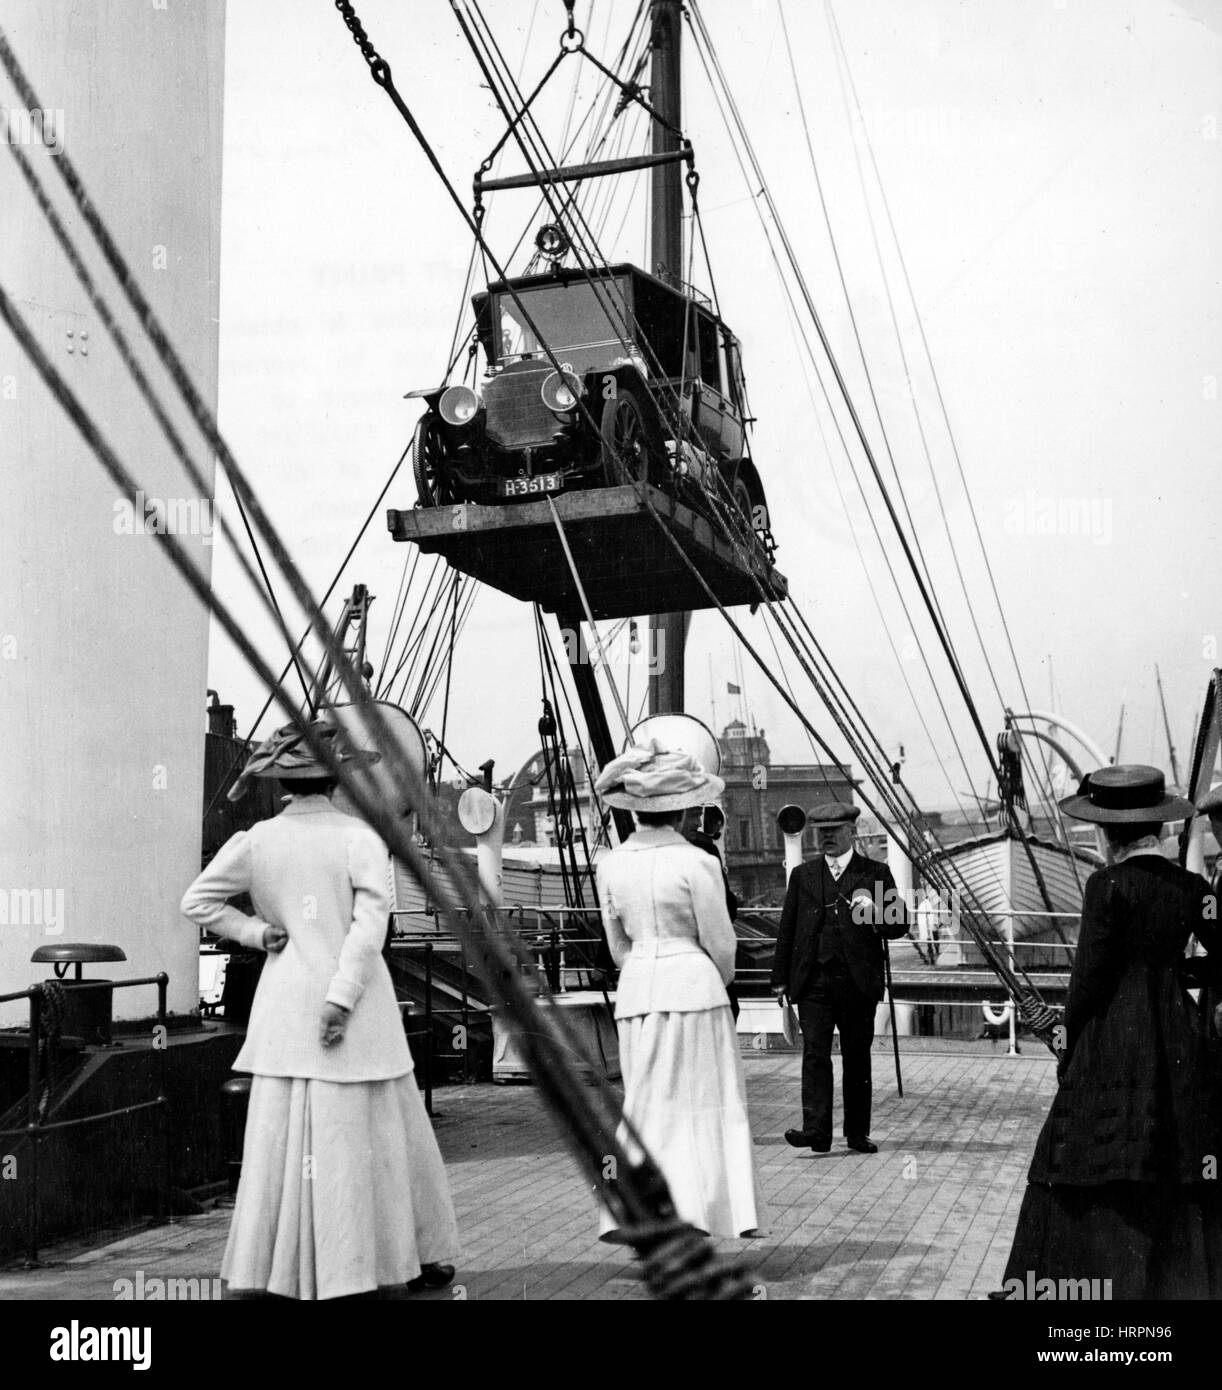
[477,262,729,329]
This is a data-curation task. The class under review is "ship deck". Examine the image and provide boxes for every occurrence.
[0,1041,1055,1301]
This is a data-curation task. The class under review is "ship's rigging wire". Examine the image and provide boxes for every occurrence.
[0,272,752,1292]
[0,17,754,1291]
[669,43,1025,932]
[683,1,1065,928]
[532,607,600,906]
[676,20,1008,848]
[387,2,1060,1021]
[0,100,315,713]
[436,574,460,786]
[772,1,967,705]
[824,1,1086,900]
[198,437,413,826]
[816,0,1083,923]
[685,2,1023,812]
[673,27,1060,973]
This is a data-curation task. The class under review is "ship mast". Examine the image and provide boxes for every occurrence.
[647,0,688,715]
[1155,663,1181,787]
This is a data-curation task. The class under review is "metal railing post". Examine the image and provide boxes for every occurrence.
[25,986,40,1267]
[423,941,434,1117]
[459,929,470,1087]
[156,973,170,1223]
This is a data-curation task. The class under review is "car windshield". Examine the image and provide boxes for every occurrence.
[495,278,635,369]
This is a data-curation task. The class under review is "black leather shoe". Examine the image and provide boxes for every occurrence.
[785,1129,831,1152]
[845,1135,878,1154]
[408,1263,456,1292]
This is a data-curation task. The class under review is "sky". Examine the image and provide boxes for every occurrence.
[208,0,1222,812]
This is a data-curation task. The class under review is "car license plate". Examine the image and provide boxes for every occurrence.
[500,473,563,498]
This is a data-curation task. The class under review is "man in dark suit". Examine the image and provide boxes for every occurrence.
[770,802,907,1154]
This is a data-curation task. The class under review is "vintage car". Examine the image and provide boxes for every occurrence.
[408,261,770,543]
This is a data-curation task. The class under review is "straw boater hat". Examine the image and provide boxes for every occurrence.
[1058,764,1195,824]
[227,718,379,802]
[594,740,724,813]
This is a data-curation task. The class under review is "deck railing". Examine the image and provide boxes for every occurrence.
[387,904,1084,1074]
[0,973,169,1265]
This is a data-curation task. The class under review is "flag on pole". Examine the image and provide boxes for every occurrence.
[727,682,741,695]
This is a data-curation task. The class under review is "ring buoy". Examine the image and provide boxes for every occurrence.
[981,999,1013,1028]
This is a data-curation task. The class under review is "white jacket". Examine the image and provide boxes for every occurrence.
[596,827,736,1019]
[180,796,411,1082]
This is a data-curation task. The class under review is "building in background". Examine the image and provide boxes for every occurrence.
[717,720,855,905]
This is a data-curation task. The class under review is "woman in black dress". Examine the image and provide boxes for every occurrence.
[1001,765,1222,1299]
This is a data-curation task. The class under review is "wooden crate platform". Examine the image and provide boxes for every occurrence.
[386,484,788,620]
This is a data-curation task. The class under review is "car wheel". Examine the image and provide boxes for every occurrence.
[730,473,754,527]
[600,388,656,487]
[413,414,455,506]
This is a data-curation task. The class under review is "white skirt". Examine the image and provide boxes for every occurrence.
[600,1006,764,1242]
[222,1072,460,1300]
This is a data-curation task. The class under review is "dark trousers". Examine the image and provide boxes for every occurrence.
[797,966,877,1140]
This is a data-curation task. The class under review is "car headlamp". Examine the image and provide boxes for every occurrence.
[541,369,583,415]
[439,384,481,427]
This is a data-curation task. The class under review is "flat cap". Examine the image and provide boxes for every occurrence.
[1198,784,1222,815]
[808,800,861,826]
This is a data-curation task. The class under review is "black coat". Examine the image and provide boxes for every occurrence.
[684,829,738,920]
[1029,856,1221,1187]
[770,851,908,1003]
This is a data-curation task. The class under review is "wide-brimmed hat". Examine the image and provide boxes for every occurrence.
[227,719,379,802]
[1059,764,1195,824]
[808,801,861,827]
[1197,784,1222,816]
[594,740,724,813]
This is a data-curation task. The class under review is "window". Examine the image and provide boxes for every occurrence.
[494,278,631,369]
[689,309,722,390]
[739,818,751,850]
[723,335,746,410]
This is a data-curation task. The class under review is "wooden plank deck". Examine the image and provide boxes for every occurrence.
[386,483,788,620]
[0,1044,1055,1301]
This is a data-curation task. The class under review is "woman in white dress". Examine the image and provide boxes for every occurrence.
[594,743,763,1241]
[181,720,459,1300]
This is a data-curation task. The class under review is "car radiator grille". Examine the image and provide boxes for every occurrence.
[484,367,560,451]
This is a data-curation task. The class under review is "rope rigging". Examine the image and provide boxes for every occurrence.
[0,9,753,1295]
[823,0,1085,893]
[320,0,1067,1041]
[683,1,1067,927]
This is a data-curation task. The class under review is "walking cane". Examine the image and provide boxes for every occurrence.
[882,936,903,1098]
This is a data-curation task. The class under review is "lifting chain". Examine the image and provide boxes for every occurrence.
[560,0,583,50]
[334,0,391,88]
